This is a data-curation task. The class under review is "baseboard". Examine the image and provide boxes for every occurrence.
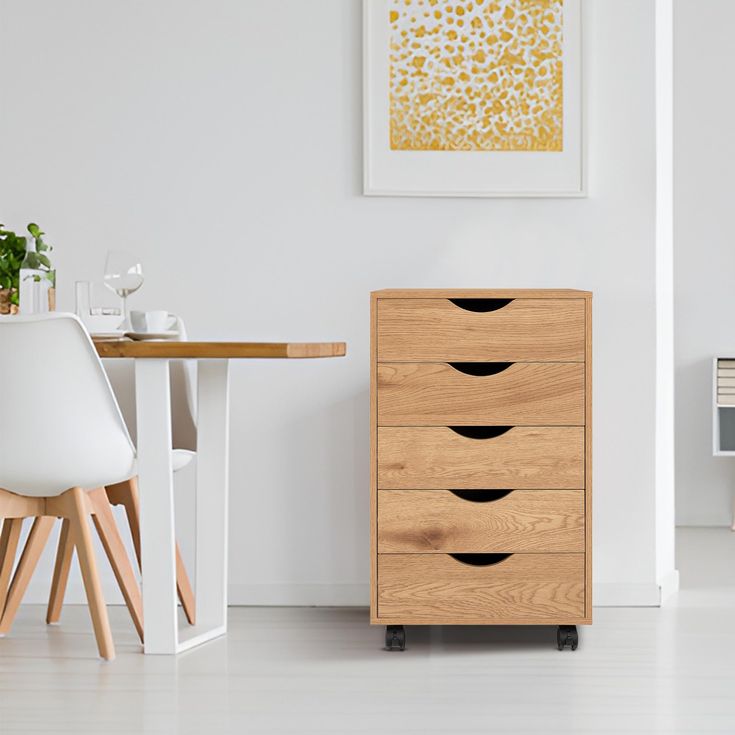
[227,584,370,607]
[591,582,663,607]
[658,569,680,605]
[23,579,126,606]
[22,581,671,609]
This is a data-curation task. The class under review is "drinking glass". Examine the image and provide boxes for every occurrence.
[74,281,91,319]
[103,251,144,322]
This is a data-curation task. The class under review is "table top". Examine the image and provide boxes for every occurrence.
[94,339,347,359]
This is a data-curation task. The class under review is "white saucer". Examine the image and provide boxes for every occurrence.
[125,330,179,341]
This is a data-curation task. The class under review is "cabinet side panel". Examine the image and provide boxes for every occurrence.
[370,293,379,622]
[585,295,593,619]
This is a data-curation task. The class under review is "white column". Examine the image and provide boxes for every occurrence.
[655,0,679,603]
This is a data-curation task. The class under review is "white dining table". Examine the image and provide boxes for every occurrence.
[95,339,347,654]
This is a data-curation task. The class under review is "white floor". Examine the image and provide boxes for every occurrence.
[1,528,734,734]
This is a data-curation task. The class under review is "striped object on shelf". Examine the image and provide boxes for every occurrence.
[716,360,735,403]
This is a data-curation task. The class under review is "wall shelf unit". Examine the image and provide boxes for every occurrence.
[712,357,735,457]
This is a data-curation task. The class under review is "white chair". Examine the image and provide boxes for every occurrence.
[0,313,143,660]
[47,315,197,625]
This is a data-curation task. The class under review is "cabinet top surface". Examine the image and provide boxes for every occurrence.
[372,289,592,299]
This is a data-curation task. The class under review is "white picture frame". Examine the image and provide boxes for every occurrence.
[363,0,584,198]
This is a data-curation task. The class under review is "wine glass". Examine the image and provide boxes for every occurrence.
[103,250,144,324]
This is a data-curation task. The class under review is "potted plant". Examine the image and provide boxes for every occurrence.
[0,223,54,314]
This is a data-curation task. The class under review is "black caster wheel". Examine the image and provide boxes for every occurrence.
[556,625,578,651]
[385,625,406,651]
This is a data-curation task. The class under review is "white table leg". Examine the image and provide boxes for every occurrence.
[135,359,177,654]
[135,358,230,654]
[189,360,230,645]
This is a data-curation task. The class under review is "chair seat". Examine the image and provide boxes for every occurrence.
[94,450,195,491]
[172,449,195,473]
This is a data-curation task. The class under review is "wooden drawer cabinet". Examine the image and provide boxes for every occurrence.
[371,289,592,651]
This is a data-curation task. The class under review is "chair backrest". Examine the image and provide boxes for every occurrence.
[0,313,136,497]
[102,314,197,451]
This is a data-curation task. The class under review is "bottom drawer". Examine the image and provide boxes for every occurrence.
[378,553,585,622]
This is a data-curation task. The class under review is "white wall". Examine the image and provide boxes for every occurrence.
[674,0,735,526]
[0,0,667,606]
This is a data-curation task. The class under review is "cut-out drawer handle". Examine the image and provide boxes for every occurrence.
[448,298,513,313]
[449,489,514,502]
[449,362,513,377]
[449,426,512,439]
[449,553,513,567]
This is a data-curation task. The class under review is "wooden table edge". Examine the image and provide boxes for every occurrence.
[93,340,347,359]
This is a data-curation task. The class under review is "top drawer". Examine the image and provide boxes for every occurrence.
[377,298,586,362]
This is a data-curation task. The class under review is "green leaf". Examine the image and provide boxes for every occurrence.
[24,252,40,269]
[0,223,51,289]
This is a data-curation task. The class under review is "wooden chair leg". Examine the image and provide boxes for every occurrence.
[108,479,143,566]
[65,487,115,661]
[175,543,196,625]
[89,488,144,643]
[46,518,74,624]
[0,518,23,617]
[109,478,196,625]
[107,479,142,566]
[0,517,54,635]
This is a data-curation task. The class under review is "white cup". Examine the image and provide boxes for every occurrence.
[130,310,175,333]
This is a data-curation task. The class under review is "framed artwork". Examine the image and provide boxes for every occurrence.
[363,0,584,197]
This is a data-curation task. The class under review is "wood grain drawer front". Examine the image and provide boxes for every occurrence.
[378,489,584,553]
[377,427,584,489]
[378,553,585,621]
[377,362,585,426]
[377,298,586,362]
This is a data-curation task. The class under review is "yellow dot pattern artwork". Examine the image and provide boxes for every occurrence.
[389,0,564,152]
